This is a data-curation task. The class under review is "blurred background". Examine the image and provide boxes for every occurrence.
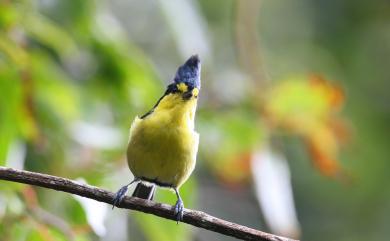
[1,0,390,240]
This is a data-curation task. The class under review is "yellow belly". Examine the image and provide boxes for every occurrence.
[127,116,199,188]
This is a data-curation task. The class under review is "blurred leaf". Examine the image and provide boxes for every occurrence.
[264,75,344,134]
[23,13,77,58]
[32,52,81,122]
[0,3,20,29]
[264,75,349,176]
[27,223,66,241]
[86,39,160,113]
[8,221,31,241]
[306,123,340,175]
[7,193,25,216]
[0,65,22,164]
[39,0,95,33]
[0,33,29,67]
[45,228,68,241]
[200,111,263,184]
[52,194,88,227]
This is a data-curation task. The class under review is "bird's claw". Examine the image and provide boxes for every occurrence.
[112,185,129,209]
[174,199,184,223]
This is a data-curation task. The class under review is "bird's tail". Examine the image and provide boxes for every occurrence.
[132,182,156,200]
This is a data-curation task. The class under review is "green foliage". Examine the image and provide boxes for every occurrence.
[0,1,163,240]
[0,0,389,241]
[0,66,22,163]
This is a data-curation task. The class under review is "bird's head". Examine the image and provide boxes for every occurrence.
[139,55,201,119]
[165,55,201,100]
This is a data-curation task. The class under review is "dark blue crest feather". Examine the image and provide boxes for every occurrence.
[173,55,201,89]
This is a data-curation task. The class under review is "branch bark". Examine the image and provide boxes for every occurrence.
[0,166,298,241]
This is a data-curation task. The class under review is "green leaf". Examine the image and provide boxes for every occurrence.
[23,13,77,58]
[0,65,22,164]
[0,33,29,67]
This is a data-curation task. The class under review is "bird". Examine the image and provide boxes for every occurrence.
[112,55,201,222]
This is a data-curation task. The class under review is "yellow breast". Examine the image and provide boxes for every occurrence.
[127,93,199,188]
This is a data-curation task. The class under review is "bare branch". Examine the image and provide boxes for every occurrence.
[0,166,298,241]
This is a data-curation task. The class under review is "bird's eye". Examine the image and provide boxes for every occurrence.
[182,91,193,100]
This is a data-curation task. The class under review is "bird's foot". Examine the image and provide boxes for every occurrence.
[174,198,184,223]
[112,185,129,209]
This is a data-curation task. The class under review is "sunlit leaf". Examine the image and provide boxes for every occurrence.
[264,75,343,134]
[264,75,348,176]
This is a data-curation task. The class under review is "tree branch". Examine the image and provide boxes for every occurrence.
[0,166,297,241]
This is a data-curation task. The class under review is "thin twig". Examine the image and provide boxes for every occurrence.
[235,0,269,90]
[0,166,298,241]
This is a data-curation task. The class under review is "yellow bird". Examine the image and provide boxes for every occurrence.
[113,55,201,221]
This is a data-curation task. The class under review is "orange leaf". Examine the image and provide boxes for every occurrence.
[305,124,340,176]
